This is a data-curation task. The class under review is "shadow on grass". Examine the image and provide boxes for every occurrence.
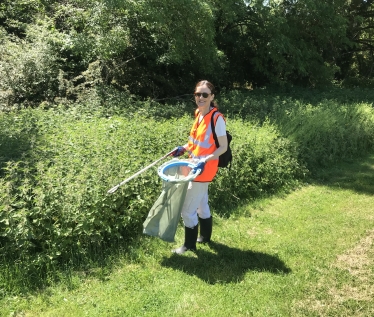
[313,154,374,196]
[161,241,291,284]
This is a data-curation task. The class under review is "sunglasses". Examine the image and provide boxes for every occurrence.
[194,92,211,98]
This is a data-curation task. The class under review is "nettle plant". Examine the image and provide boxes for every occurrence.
[0,108,192,263]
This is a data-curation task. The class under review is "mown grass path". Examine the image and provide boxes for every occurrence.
[2,154,374,317]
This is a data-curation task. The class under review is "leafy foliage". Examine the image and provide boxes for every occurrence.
[1,0,374,107]
[0,22,62,108]
[337,0,374,82]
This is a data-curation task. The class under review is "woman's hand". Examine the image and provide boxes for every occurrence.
[171,146,186,157]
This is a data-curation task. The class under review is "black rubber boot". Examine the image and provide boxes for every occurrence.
[197,216,212,243]
[172,225,198,254]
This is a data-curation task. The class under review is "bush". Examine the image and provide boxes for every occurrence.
[0,24,62,108]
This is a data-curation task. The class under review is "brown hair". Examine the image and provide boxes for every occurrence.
[195,80,218,109]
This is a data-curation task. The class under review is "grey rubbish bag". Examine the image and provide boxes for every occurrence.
[143,159,200,242]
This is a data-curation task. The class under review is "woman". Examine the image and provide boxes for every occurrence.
[171,80,228,254]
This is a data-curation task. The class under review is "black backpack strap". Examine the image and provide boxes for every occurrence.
[210,111,220,148]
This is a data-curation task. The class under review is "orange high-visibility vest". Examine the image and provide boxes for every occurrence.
[187,107,224,182]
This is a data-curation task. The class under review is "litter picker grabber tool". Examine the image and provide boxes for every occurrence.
[107,148,177,194]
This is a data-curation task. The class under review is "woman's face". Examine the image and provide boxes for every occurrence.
[194,84,214,111]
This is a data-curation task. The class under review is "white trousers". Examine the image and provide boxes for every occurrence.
[181,181,211,228]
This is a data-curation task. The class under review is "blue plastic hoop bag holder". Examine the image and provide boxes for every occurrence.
[157,159,200,183]
[143,159,199,242]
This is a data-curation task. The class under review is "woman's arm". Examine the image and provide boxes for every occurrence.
[205,115,227,162]
[204,135,227,162]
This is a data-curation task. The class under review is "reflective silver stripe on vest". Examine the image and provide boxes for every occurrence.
[188,120,214,149]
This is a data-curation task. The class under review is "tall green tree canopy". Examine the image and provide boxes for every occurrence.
[0,0,373,107]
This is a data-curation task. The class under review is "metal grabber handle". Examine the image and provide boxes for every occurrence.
[107,148,177,194]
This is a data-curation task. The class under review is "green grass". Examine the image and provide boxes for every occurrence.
[1,154,374,317]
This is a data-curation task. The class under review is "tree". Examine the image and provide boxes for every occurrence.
[0,0,44,37]
[337,0,374,82]
[210,0,354,87]
[1,0,373,107]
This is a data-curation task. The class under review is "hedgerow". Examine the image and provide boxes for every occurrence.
[0,104,303,266]
[218,88,374,172]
